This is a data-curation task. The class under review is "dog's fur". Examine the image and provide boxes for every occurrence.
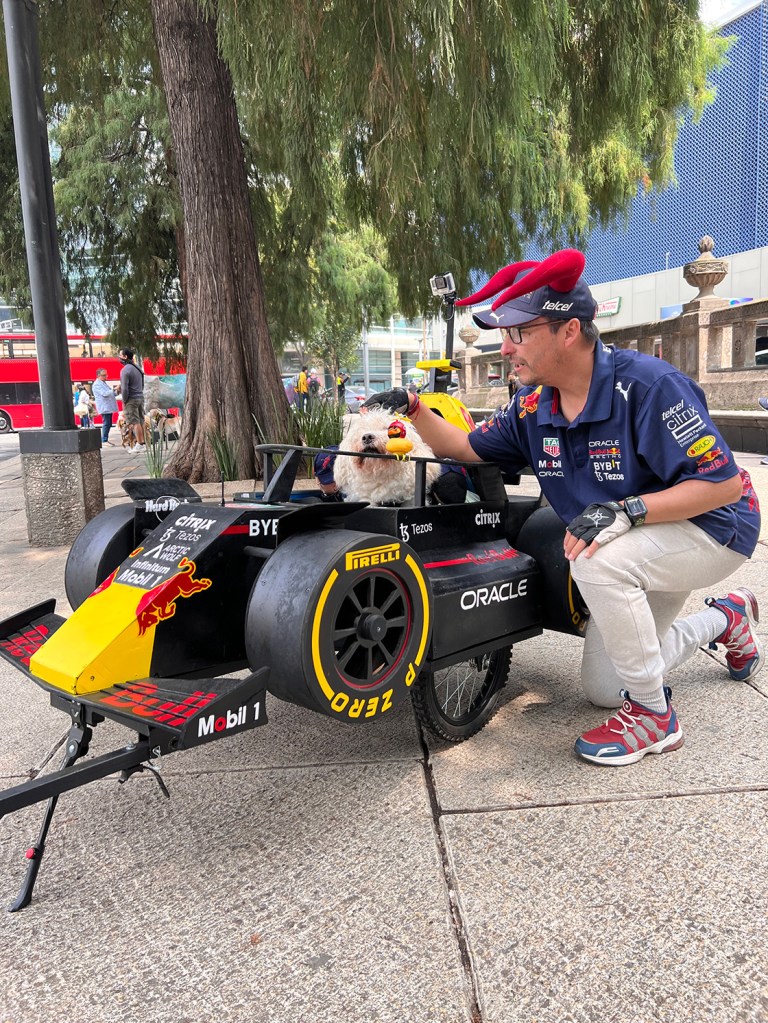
[116,408,180,447]
[334,408,441,506]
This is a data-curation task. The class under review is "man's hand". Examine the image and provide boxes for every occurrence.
[361,388,412,415]
[564,502,631,561]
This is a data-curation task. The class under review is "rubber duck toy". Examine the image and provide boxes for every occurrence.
[386,420,413,459]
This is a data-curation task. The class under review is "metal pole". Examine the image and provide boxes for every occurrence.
[3,0,74,430]
[389,315,396,388]
[361,308,370,395]
[444,294,456,360]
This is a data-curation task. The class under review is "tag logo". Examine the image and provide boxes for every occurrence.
[543,437,560,457]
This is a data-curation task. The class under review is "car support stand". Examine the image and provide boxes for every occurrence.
[4,707,155,912]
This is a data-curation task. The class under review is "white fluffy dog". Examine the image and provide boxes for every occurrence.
[334,408,441,506]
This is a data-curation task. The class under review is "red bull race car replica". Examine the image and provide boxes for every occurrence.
[0,274,589,911]
[0,440,587,911]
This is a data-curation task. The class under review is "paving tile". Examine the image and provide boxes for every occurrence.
[427,561,768,812]
[443,792,768,1023]
[0,763,468,1023]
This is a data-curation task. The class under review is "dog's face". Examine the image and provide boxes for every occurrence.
[334,408,439,505]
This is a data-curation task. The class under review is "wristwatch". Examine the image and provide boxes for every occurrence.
[623,495,648,526]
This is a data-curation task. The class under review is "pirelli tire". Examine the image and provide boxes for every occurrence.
[514,506,590,637]
[64,504,136,610]
[412,647,511,743]
[245,529,432,724]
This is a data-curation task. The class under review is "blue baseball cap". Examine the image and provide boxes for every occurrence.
[472,277,597,330]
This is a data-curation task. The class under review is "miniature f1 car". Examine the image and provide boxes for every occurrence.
[0,280,588,911]
[0,441,588,911]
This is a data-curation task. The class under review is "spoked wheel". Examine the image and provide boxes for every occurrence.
[331,571,412,687]
[412,646,511,742]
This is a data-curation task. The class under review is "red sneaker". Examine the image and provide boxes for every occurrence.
[575,687,684,766]
[706,587,764,682]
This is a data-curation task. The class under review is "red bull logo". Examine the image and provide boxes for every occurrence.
[696,448,723,467]
[91,566,120,597]
[135,557,212,636]
[518,388,541,419]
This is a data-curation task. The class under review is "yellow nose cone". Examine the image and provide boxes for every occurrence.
[30,579,155,694]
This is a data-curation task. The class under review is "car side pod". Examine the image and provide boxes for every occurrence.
[0,599,269,912]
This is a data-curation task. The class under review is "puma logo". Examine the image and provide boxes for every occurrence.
[615,381,631,402]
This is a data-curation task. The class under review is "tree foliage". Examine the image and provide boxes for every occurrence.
[53,85,185,353]
[305,326,360,386]
[216,0,726,310]
[0,0,726,479]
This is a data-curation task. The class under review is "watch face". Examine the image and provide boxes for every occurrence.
[625,496,647,523]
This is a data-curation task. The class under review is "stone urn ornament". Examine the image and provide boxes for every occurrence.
[683,236,729,302]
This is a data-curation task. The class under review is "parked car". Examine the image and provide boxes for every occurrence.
[344,384,376,412]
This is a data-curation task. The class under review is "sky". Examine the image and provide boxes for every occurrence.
[699,0,754,23]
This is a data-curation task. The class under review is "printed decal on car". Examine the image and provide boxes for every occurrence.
[135,558,212,635]
[345,543,400,571]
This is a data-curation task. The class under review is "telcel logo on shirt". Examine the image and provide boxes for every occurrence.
[687,435,715,458]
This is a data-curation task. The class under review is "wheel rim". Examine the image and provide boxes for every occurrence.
[332,570,412,689]
[432,654,496,724]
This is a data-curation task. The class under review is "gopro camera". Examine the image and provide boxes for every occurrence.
[429,272,456,298]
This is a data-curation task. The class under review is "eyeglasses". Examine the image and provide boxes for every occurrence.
[500,319,560,345]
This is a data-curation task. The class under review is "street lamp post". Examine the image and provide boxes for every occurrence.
[2,0,104,544]
[3,0,73,429]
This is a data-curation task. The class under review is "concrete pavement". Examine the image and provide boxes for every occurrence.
[0,437,767,1023]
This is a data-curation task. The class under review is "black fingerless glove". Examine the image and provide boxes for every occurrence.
[361,388,414,415]
[566,502,626,545]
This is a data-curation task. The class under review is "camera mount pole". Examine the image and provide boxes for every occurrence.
[443,291,456,361]
[429,290,458,395]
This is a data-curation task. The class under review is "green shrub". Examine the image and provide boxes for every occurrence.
[208,428,240,481]
[294,399,346,476]
[144,420,175,478]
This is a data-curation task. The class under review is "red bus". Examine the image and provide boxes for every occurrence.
[0,338,183,432]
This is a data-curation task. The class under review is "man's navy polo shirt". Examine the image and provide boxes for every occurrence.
[468,342,760,557]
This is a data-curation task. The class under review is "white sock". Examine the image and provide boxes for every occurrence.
[702,606,729,644]
[628,687,668,713]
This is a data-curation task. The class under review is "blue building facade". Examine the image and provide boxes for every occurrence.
[578,0,768,285]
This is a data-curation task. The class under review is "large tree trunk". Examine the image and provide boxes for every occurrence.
[150,0,293,482]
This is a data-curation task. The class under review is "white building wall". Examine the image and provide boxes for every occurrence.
[589,245,768,329]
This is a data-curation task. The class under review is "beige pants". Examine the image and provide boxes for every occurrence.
[569,520,746,707]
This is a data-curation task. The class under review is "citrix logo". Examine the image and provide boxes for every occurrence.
[475,510,501,526]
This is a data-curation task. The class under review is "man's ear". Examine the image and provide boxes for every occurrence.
[561,317,583,348]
